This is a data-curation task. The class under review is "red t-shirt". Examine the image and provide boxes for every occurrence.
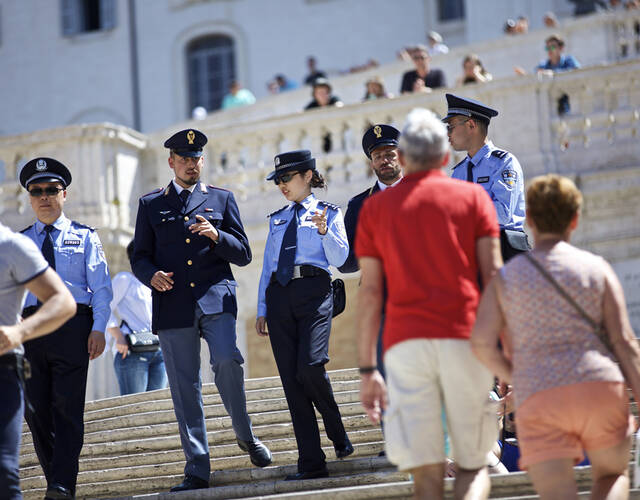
[355,169,499,352]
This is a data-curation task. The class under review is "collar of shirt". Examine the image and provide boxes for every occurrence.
[293,193,316,216]
[172,180,197,195]
[468,141,495,167]
[377,177,403,192]
[34,213,68,235]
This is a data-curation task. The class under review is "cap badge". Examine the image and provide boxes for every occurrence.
[187,130,195,145]
[373,125,382,139]
[275,157,280,166]
[36,159,47,171]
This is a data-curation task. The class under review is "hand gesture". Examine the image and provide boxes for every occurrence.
[115,336,129,359]
[151,271,174,292]
[311,206,328,235]
[190,215,219,242]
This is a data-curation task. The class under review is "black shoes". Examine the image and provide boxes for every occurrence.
[169,474,209,492]
[237,438,273,467]
[334,437,354,459]
[284,468,329,481]
[44,484,73,499]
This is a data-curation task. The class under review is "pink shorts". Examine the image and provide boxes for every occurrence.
[516,381,634,469]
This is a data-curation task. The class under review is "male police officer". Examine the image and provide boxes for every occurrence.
[19,158,112,499]
[0,223,76,500]
[339,125,401,389]
[339,124,402,274]
[443,94,528,261]
[131,129,271,492]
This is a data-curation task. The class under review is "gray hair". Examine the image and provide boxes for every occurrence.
[399,108,449,167]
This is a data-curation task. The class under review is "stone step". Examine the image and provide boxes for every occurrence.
[20,379,361,437]
[20,386,361,447]
[20,404,373,462]
[20,427,383,480]
[22,455,395,499]
[81,369,359,414]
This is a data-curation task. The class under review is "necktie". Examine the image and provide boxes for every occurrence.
[466,160,474,182]
[275,204,302,286]
[41,225,56,270]
[179,189,190,208]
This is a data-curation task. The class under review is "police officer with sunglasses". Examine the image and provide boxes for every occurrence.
[255,150,353,481]
[18,157,113,499]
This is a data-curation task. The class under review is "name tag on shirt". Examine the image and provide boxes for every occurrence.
[477,176,490,184]
[63,239,81,246]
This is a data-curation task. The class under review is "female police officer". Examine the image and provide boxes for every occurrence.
[255,150,353,480]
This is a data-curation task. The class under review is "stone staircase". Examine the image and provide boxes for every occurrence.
[18,368,640,499]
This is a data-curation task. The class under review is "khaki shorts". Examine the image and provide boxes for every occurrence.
[383,338,497,471]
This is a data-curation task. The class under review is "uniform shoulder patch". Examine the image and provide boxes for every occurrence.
[491,149,509,159]
[71,220,96,232]
[141,187,163,198]
[20,224,34,234]
[268,205,288,218]
[317,201,340,211]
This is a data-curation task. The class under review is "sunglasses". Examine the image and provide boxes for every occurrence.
[28,187,64,197]
[274,172,299,185]
[545,44,559,51]
[446,119,469,133]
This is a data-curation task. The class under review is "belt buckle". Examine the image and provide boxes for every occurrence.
[292,266,302,280]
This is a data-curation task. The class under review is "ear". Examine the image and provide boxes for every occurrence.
[398,150,406,167]
[168,155,175,170]
[440,150,450,168]
[569,212,579,231]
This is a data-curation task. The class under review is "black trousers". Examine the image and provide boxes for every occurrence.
[266,274,348,472]
[23,312,92,494]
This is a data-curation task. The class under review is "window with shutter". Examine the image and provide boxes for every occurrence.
[61,0,116,36]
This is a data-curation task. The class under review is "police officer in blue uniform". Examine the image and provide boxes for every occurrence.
[19,158,113,499]
[0,223,76,500]
[255,150,353,481]
[443,94,529,261]
[131,129,272,492]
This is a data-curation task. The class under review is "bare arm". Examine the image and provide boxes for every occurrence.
[470,274,513,383]
[476,236,503,288]
[0,268,76,355]
[603,264,640,402]
[357,256,387,424]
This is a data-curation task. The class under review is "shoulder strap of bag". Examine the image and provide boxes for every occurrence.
[524,253,609,349]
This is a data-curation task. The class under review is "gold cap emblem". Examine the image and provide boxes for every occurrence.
[373,125,382,138]
[187,130,195,145]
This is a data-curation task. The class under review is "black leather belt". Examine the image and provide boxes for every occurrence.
[22,303,92,318]
[270,265,329,284]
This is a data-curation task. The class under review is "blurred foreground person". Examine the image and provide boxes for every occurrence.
[472,174,640,500]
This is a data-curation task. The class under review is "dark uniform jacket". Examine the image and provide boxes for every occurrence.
[132,181,251,331]
[338,182,380,273]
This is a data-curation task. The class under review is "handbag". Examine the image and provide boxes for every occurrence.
[331,278,346,318]
[121,320,160,353]
[524,253,614,355]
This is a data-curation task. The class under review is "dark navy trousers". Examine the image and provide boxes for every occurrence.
[0,360,24,499]
[266,274,348,473]
[23,312,92,495]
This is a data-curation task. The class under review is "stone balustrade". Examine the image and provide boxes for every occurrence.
[1,58,639,397]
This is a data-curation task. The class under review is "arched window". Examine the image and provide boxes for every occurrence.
[187,35,236,114]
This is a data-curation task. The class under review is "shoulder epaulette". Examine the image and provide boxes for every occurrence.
[267,205,288,218]
[208,185,230,192]
[491,149,509,159]
[71,220,96,232]
[317,201,340,211]
[20,224,34,234]
[141,187,163,197]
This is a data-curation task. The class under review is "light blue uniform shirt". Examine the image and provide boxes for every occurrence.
[451,141,525,230]
[22,213,113,332]
[257,194,348,317]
